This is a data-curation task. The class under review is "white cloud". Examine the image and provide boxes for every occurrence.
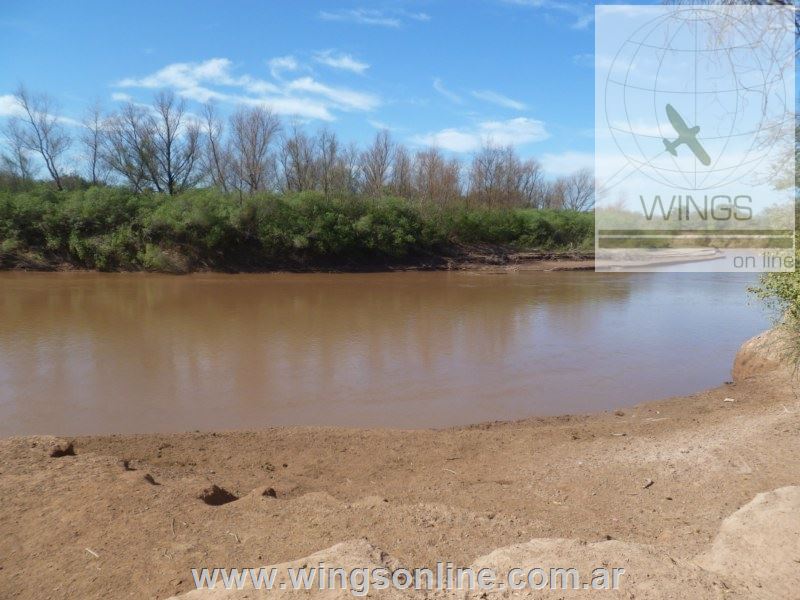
[368,119,393,130]
[319,9,401,28]
[268,55,299,79]
[432,78,462,104]
[0,94,23,117]
[117,58,245,89]
[177,86,230,104]
[540,151,595,176]
[115,57,379,122]
[471,89,526,110]
[0,93,80,127]
[595,5,656,18]
[318,8,431,28]
[413,117,549,152]
[571,13,593,30]
[406,11,431,22]
[502,0,593,31]
[573,53,616,69]
[608,119,667,138]
[480,118,548,145]
[314,51,369,74]
[238,96,334,121]
[285,77,379,111]
[111,92,133,102]
[414,128,479,152]
[243,79,280,95]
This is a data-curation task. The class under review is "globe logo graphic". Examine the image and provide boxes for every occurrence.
[604,7,791,191]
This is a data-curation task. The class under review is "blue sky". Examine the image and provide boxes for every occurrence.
[0,0,621,176]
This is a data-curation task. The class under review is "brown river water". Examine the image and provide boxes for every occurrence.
[0,271,770,436]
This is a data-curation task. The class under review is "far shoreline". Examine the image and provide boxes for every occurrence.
[1,249,596,274]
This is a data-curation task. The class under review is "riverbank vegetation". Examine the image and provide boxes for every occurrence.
[754,252,800,358]
[0,188,593,272]
[752,128,800,356]
[0,86,594,271]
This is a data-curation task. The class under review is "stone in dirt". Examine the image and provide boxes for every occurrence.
[697,486,800,600]
[732,327,796,381]
[49,441,75,457]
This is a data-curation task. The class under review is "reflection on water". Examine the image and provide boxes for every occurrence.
[0,271,770,435]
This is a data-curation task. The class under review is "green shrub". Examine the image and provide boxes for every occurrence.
[67,226,138,271]
[752,248,800,363]
[518,209,594,249]
[1,190,57,247]
[251,194,439,262]
[142,189,239,253]
[0,187,595,271]
[0,236,20,266]
[754,250,800,322]
[138,243,187,273]
[349,197,431,258]
[428,205,527,244]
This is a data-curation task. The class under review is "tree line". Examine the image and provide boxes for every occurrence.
[1,85,593,210]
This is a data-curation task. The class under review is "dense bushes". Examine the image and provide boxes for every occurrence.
[754,250,800,322]
[752,247,799,362]
[0,187,594,272]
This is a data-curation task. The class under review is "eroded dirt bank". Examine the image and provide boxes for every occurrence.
[3,247,595,275]
[1,328,798,599]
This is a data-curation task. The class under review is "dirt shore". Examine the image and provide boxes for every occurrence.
[1,328,798,599]
[3,247,595,275]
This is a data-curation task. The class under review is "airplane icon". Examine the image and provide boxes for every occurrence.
[662,104,711,166]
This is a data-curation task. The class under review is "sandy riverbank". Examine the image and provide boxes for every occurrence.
[1,328,798,599]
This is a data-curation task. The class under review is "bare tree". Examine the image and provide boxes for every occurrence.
[541,178,565,210]
[229,106,280,193]
[440,157,463,204]
[360,130,393,197]
[338,141,362,195]
[149,91,201,195]
[516,158,545,208]
[390,143,414,198]
[316,127,339,197]
[0,85,594,212]
[201,103,231,192]
[1,119,36,181]
[668,0,799,39]
[317,136,360,196]
[8,85,71,190]
[468,144,543,207]
[102,102,153,192]
[414,147,462,204]
[104,94,200,195]
[280,123,317,192]
[81,102,107,186]
[560,168,594,211]
[469,144,505,206]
